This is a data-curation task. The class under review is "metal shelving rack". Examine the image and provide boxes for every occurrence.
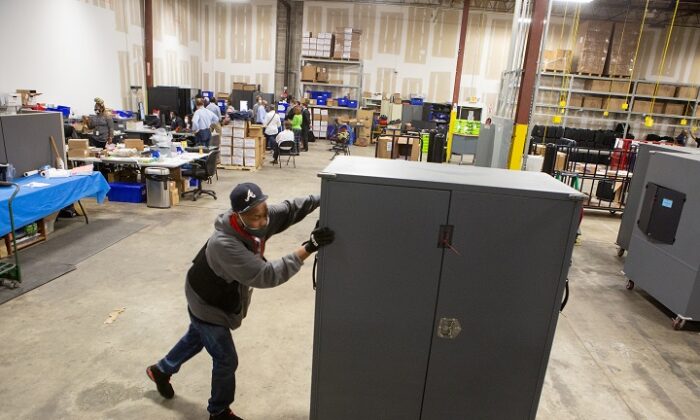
[532,72,700,138]
[300,58,363,115]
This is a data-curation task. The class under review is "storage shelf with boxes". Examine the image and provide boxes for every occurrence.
[219,119,265,170]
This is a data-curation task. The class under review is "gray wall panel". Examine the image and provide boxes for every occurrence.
[0,112,66,176]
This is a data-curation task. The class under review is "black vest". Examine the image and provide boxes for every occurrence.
[187,243,242,314]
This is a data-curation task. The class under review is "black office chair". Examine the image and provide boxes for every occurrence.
[185,146,219,180]
[181,150,219,201]
[277,139,298,168]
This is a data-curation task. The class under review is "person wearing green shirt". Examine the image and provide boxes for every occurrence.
[291,106,303,150]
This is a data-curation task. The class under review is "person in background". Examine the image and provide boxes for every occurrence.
[675,128,697,147]
[262,105,281,151]
[192,98,217,147]
[290,106,303,150]
[300,100,311,152]
[170,111,185,131]
[256,100,268,126]
[285,100,300,121]
[272,120,295,165]
[84,97,114,148]
[184,114,193,131]
[205,97,222,121]
[147,183,334,420]
[252,96,264,124]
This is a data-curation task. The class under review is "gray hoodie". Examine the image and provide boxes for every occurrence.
[185,194,320,329]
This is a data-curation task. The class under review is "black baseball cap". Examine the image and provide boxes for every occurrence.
[230,183,268,213]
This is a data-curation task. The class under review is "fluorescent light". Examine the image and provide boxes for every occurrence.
[554,0,594,4]
[519,17,532,23]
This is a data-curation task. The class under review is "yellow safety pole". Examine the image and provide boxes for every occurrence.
[446,107,457,161]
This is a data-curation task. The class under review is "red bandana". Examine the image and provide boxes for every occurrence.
[230,214,266,257]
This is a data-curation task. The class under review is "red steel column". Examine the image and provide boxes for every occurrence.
[508,0,548,169]
[452,0,471,104]
[145,0,154,89]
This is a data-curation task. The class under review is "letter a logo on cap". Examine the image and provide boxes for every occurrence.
[245,189,256,203]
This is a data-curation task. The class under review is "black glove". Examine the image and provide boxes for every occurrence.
[304,226,335,253]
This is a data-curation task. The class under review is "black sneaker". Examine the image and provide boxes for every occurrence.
[210,408,244,420]
[146,364,174,399]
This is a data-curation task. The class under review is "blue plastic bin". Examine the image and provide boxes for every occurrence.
[410,98,424,105]
[347,100,358,108]
[337,98,349,107]
[107,182,146,203]
[46,106,71,118]
[316,98,327,106]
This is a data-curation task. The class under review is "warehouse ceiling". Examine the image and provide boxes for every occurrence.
[324,0,700,27]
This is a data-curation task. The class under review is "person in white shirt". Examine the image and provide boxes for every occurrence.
[262,105,281,150]
[192,98,218,147]
[205,97,222,120]
[272,120,295,165]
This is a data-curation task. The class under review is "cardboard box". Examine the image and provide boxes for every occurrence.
[232,148,244,158]
[302,31,312,38]
[676,86,699,100]
[377,136,393,159]
[636,82,655,96]
[604,97,627,111]
[583,97,604,109]
[244,138,256,148]
[355,137,370,147]
[663,103,686,116]
[68,139,89,150]
[247,125,263,138]
[533,144,547,156]
[232,119,247,128]
[231,155,244,166]
[542,49,572,72]
[233,128,246,138]
[555,152,567,172]
[585,80,612,92]
[632,100,663,114]
[219,146,233,156]
[610,81,630,94]
[124,139,145,151]
[573,20,614,75]
[233,138,244,148]
[605,23,639,77]
[316,67,329,83]
[301,64,317,82]
[168,182,179,206]
[233,82,245,90]
[220,137,233,146]
[220,155,232,166]
[243,84,256,91]
[243,148,256,158]
[68,149,89,158]
[243,157,257,168]
[221,126,233,136]
[569,94,584,108]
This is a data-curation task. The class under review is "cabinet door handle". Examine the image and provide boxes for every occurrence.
[437,317,462,339]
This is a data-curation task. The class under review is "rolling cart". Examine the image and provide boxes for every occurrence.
[0,182,21,289]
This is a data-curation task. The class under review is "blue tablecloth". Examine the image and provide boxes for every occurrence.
[0,173,110,237]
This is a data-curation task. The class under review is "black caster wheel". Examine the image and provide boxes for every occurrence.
[672,317,686,331]
[626,280,635,290]
[617,248,625,257]
[609,211,617,215]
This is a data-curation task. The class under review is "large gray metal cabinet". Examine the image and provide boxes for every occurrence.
[311,157,583,420]
[624,152,700,329]
[616,143,700,253]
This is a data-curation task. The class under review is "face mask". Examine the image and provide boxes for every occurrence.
[238,214,269,238]
[94,109,101,114]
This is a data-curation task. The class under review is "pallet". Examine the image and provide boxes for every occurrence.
[608,74,632,79]
[575,72,603,77]
[217,164,260,171]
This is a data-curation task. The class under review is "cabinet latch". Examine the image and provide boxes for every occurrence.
[437,225,460,255]
[437,318,462,339]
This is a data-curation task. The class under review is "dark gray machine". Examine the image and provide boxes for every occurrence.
[623,152,700,330]
[311,157,583,420]
[616,143,700,256]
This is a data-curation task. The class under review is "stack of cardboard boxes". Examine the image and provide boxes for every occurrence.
[219,120,264,169]
[376,136,420,161]
[333,27,361,60]
[232,82,258,92]
[301,64,330,83]
[605,23,639,77]
[67,139,90,159]
[312,109,329,139]
[541,49,572,72]
[573,20,614,75]
[355,109,374,146]
[302,32,334,58]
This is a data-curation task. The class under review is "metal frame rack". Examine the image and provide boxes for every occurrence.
[531,72,700,139]
[300,58,363,114]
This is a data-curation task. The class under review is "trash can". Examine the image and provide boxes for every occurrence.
[145,167,170,208]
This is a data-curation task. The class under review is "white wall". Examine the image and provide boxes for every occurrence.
[0,0,144,116]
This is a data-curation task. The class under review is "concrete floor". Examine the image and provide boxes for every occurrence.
[0,142,698,420]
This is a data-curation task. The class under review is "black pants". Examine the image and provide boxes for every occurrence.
[272,142,280,161]
[300,127,310,150]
